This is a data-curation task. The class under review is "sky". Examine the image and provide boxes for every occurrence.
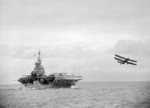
[0,0,150,84]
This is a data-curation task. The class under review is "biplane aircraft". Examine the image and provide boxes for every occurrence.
[114,54,137,65]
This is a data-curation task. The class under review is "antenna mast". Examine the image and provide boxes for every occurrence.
[39,51,41,59]
[38,51,42,63]
[73,66,74,76]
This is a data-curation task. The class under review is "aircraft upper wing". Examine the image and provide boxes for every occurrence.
[128,59,137,62]
[115,54,126,59]
[127,61,137,65]
[114,57,124,62]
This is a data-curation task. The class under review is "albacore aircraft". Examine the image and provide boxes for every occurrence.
[114,54,137,65]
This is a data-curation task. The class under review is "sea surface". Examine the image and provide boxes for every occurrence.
[0,82,150,108]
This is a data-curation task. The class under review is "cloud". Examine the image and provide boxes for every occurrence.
[1,39,150,84]
[107,39,150,57]
[0,43,102,83]
[1,0,150,83]
[0,42,106,60]
[1,0,150,42]
[107,39,150,67]
[105,39,150,80]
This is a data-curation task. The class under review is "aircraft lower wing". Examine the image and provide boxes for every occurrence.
[128,59,137,62]
[127,62,137,65]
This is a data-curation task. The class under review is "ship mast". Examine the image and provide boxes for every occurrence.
[39,51,40,59]
[38,51,42,63]
[73,66,74,76]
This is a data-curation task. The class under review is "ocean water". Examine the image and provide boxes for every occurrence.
[0,82,150,108]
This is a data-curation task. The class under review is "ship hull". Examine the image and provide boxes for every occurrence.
[24,80,78,89]
[18,74,82,89]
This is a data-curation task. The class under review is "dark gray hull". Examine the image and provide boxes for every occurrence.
[18,73,82,89]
